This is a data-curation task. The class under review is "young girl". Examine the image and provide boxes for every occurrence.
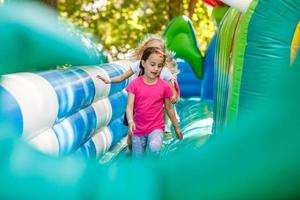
[96,35,180,153]
[96,34,179,104]
[126,47,183,157]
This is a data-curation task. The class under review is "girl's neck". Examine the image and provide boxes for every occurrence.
[142,75,158,85]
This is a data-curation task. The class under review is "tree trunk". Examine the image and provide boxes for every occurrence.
[188,0,198,18]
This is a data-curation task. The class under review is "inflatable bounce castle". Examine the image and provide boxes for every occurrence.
[0,0,299,199]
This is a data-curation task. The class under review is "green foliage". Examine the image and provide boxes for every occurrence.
[58,0,216,60]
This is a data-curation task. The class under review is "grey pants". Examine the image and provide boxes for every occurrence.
[132,129,163,157]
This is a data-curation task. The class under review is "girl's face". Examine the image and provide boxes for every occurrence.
[142,53,164,80]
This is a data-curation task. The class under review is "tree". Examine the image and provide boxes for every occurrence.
[57,0,216,60]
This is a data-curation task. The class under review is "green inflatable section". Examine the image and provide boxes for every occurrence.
[214,0,300,133]
[239,0,300,118]
[0,1,107,75]
[225,3,255,127]
[214,8,241,133]
[212,5,229,26]
[163,16,203,79]
[162,52,300,199]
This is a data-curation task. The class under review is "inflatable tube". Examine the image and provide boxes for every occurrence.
[0,73,59,139]
[0,87,23,136]
[37,69,96,122]
[0,61,131,156]
[213,8,241,133]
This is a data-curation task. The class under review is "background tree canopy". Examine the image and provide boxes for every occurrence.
[56,0,216,60]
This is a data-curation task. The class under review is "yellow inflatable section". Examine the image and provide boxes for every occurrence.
[291,22,300,63]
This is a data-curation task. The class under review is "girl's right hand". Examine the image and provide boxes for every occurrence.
[96,75,110,84]
[129,121,136,135]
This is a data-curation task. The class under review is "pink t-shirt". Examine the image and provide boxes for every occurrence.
[126,76,173,136]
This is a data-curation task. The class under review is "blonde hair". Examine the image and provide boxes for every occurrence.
[165,57,179,76]
[131,34,166,60]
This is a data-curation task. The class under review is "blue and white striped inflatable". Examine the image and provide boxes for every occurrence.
[0,60,134,158]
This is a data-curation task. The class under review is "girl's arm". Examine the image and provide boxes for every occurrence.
[111,69,134,83]
[168,79,179,104]
[162,67,179,104]
[97,69,134,84]
[164,98,183,140]
[126,92,135,134]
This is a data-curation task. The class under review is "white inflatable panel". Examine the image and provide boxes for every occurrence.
[92,98,112,130]
[28,129,59,156]
[92,127,112,158]
[103,127,112,152]
[78,66,111,101]
[92,128,109,157]
[221,0,252,13]
[1,73,59,139]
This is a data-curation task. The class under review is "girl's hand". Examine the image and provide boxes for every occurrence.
[175,95,180,103]
[170,94,178,104]
[174,126,183,140]
[96,75,110,84]
[128,120,136,135]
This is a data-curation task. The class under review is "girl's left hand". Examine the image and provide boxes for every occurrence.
[170,94,178,104]
[174,126,183,140]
